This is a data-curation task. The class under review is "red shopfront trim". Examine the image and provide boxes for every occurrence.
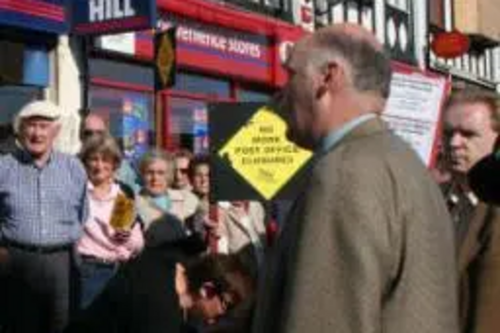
[153,0,305,87]
[90,77,154,93]
[157,0,302,38]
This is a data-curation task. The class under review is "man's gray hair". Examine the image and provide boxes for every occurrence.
[309,31,393,99]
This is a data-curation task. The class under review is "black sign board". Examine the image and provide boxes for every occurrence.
[209,102,313,202]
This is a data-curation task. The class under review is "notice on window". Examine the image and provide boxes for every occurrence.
[382,68,449,167]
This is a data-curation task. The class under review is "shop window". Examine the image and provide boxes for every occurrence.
[0,86,41,124]
[89,86,154,163]
[0,86,41,153]
[167,97,208,155]
[89,58,154,88]
[172,73,231,99]
[238,88,272,102]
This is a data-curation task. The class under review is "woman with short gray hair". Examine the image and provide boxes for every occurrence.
[136,149,199,234]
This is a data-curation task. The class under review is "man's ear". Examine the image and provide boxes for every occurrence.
[315,62,344,99]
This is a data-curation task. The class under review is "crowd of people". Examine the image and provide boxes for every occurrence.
[0,101,269,333]
[2,22,500,333]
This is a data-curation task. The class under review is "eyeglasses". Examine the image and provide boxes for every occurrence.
[201,282,236,312]
[82,129,105,139]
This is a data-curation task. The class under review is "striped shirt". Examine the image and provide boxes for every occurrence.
[0,148,89,246]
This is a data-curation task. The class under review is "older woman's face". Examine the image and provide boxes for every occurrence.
[143,159,170,196]
[85,152,117,186]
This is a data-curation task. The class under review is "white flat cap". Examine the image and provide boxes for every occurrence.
[14,100,62,133]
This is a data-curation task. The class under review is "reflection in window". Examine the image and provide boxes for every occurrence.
[172,73,231,99]
[168,97,208,154]
[89,86,154,162]
[238,88,271,102]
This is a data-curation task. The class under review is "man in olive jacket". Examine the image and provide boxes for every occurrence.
[252,24,459,333]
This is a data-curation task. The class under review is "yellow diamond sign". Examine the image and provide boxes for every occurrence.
[218,106,313,200]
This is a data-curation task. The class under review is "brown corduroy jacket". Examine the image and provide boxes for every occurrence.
[459,203,500,333]
[252,117,459,333]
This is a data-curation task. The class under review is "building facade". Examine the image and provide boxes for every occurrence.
[306,0,500,90]
[77,0,304,159]
[0,0,70,151]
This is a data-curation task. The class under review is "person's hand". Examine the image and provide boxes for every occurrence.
[203,218,218,230]
[113,230,131,243]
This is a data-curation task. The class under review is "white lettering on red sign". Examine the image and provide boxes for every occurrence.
[176,26,262,59]
[89,0,136,22]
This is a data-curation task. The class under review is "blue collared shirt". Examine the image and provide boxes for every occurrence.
[317,113,377,155]
[0,148,89,246]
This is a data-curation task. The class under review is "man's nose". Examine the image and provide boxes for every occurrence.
[449,133,464,148]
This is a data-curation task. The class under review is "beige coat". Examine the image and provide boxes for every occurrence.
[217,201,267,275]
[252,117,459,333]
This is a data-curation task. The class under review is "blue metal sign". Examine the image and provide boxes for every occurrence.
[72,0,156,35]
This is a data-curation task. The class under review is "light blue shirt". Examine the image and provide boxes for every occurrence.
[0,148,89,246]
[317,113,377,155]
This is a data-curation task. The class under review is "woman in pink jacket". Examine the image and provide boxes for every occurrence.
[76,134,144,309]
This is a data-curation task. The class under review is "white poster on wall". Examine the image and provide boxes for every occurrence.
[97,33,136,55]
[382,65,450,167]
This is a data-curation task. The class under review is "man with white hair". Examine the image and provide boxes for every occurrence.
[0,100,88,333]
[252,24,458,333]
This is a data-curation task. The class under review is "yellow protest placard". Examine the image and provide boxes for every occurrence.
[218,106,312,200]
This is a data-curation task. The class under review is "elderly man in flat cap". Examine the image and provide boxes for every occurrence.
[0,101,88,333]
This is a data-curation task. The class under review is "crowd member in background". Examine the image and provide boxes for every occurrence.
[190,155,211,211]
[65,249,255,333]
[216,201,267,279]
[174,149,194,191]
[137,149,199,238]
[442,90,499,246]
[81,113,141,192]
[0,101,88,333]
[187,155,216,244]
[187,155,267,276]
[253,24,458,333]
[76,134,144,309]
[443,91,500,333]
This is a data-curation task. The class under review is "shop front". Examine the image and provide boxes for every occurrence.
[0,0,68,149]
[88,0,303,158]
